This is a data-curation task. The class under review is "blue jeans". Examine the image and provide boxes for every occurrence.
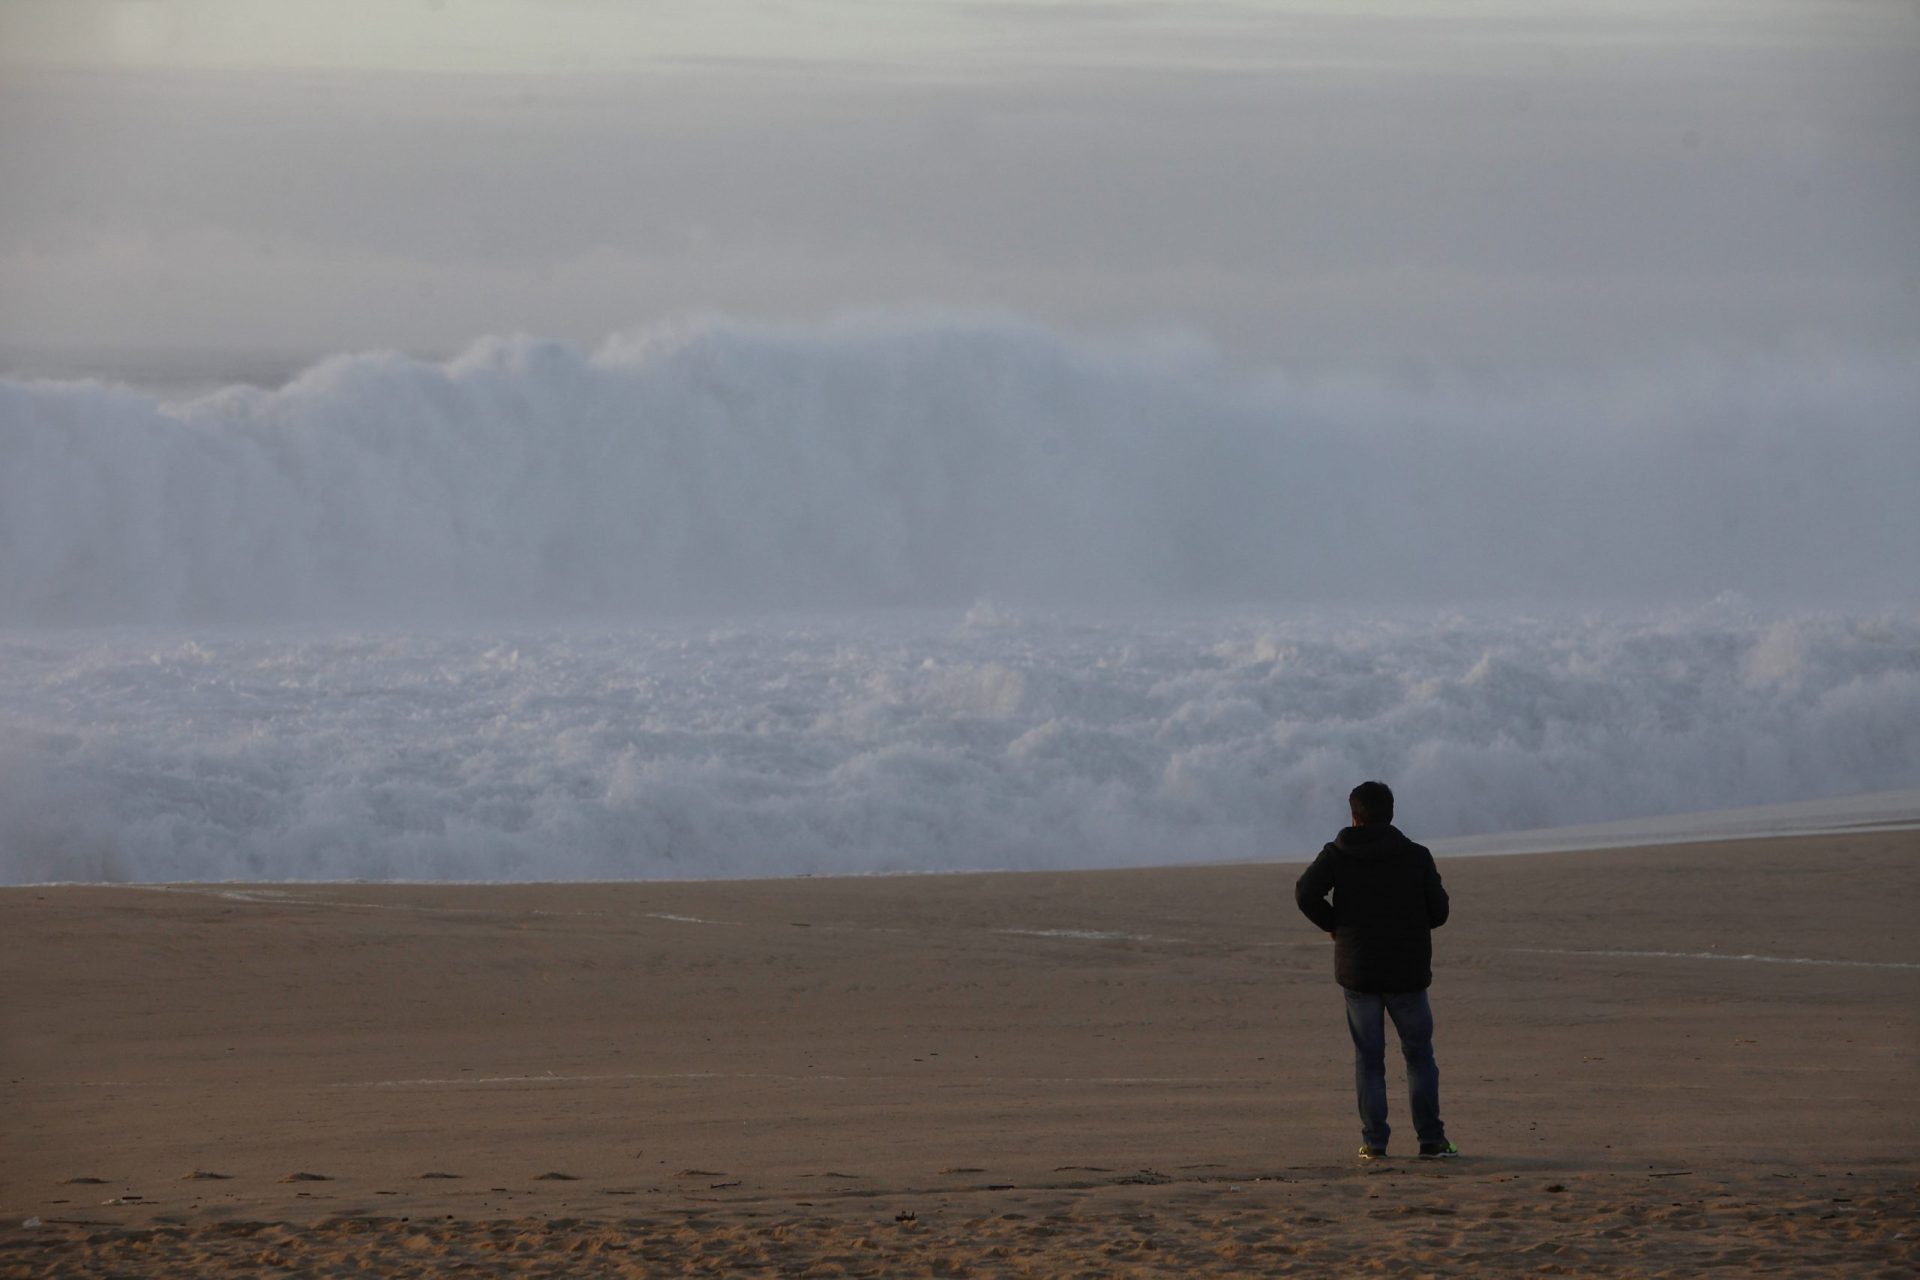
[1343,988,1445,1151]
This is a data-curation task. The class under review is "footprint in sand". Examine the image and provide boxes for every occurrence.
[280,1172,332,1183]
[533,1172,580,1181]
[183,1171,234,1181]
[419,1172,461,1180]
[61,1177,109,1186]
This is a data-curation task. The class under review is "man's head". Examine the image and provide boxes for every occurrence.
[1349,780,1394,827]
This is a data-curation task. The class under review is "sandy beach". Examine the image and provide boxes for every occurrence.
[3,830,1915,1276]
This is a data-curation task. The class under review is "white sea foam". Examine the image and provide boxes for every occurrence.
[1,606,1915,884]
[2,317,1914,884]
[3,317,1916,625]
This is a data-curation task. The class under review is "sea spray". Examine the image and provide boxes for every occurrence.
[3,317,1915,625]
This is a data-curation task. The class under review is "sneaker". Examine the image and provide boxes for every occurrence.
[1418,1141,1460,1160]
[1357,1145,1388,1161]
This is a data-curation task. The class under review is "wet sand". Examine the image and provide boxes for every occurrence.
[3,831,1915,1276]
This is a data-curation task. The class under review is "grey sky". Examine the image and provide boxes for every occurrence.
[2,0,1915,374]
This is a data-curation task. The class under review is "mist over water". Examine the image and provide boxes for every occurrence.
[3,317,1915,624]
[1,317,1915,884]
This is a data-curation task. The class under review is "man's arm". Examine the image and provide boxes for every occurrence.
[1424,852,1450,928]
[1295,849,1338,934]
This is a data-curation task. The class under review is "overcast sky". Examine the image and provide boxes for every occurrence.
[2,0,1915,375]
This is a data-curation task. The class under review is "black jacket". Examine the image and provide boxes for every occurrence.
[1294,823,1450,993]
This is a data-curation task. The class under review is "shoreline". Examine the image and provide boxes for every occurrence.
[6,787,1919,893]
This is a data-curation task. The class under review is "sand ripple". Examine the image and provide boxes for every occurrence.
[7,1170,1914,1278]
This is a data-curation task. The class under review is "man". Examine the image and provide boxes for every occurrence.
[1295,780,1458,1161]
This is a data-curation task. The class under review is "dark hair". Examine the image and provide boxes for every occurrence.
[1349,780,1394,824]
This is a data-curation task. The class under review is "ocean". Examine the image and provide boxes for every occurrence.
[3,318,1915,883]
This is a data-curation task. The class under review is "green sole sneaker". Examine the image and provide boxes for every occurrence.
[1418,1141,1460,1159]
[1357,1146,1388,1161]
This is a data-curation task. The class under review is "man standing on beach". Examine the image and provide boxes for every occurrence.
[1295,780,1458,1161]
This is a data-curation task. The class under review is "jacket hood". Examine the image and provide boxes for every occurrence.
[1331,823,1408,853]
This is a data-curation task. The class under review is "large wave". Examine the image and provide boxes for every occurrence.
[2,604,1916,884]
[3,316,1915,624]
[4,317,1915,883]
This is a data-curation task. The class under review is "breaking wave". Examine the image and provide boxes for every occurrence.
[3,316,1914,883]
[3,316,1915,624]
